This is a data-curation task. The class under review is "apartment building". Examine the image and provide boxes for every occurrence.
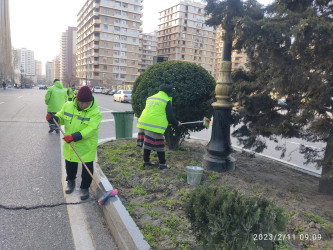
[76,0,143,89]
[52,56,60,80]
[13,48,35,78]
[35,60,42,76]
[214,26,248,80]
[138,32,157,73]
[157,0,216,76]
[60,26,77,86]
[45,61,53,85]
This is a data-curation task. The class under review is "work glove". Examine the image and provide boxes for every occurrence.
[63,135,74,143]
[46,113,52,121]
[46,113,59,123]
[63,132,82,143]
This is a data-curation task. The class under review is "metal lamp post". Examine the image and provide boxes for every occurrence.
[202,26,236,172]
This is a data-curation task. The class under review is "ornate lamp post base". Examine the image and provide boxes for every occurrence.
[203,154,235,172]
[202,107,235,172]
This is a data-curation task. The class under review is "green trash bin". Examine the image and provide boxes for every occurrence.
[112,111,134,139]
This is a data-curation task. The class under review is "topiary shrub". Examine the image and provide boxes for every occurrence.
[185,185,287,249]
[132,61,216,149]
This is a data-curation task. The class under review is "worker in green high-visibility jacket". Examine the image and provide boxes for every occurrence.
[67,84,77,102]
[137,84,182,170]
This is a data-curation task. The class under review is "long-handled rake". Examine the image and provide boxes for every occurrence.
[53,118,117,206]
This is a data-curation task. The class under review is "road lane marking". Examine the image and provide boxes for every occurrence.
[18,96,23,98]
[98,106,114,111]
[101,119,114,123]
[60,127,95,249]
[0,102,4,105]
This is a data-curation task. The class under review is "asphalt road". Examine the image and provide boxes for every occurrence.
[0,88,117,250]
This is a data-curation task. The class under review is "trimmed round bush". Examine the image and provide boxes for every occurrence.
[132,61,216,149]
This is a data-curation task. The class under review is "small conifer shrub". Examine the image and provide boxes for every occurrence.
[185,185,286,249]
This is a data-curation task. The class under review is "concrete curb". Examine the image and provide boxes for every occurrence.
[90,138,150,250]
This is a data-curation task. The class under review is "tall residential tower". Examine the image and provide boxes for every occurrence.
[76,0,143,89]
[157,0,216,76]
[60,26,77,86]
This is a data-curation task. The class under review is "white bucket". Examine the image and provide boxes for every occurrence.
[186,166,204,185]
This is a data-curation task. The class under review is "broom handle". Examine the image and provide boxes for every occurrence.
[181,120,203,125]
[53,118,104,193]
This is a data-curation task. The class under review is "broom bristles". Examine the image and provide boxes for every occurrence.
[204,117,210,129]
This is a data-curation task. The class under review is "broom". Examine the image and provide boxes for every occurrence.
[177,117,210,129]
[53,118,118,206]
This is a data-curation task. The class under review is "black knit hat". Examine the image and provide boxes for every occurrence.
[77,86,93,102]
[159,84,173,96]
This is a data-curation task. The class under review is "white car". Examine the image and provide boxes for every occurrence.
[113,90,132,103]
[93,86,104,93]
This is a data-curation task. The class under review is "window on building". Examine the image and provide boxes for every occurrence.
[115,26,120,31]
[115,18,120,23]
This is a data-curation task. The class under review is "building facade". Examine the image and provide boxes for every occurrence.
[60,26,77,86]
[45,61,53,85]
[0,0,13,81]
[76,0,143,89]
[52,56,61,81]
[138,32,157,73]
[157,0,216,76]
[13,48,35,77]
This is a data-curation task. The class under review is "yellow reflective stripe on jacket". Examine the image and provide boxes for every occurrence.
[137,121,167,130]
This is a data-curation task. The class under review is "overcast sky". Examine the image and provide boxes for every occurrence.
[9,0,273,70]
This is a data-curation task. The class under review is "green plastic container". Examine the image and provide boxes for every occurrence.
[112,111,134,139]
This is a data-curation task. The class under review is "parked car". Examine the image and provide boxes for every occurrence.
[102,88,111,94]
[113,90,132,103]
[109,89,117,95]
[39,85,47,90]
[7,84,12,88]
[93,86,104,93]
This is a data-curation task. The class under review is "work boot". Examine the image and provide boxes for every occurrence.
[80,188,90,200]
[159,164,171,170]
[55,129,60,134]
[48,129,54,133]
[65,180,75,194]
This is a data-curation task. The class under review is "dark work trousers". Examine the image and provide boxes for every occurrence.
[47,112,59,132]
[144,149,166,164]
[65,160,94,189]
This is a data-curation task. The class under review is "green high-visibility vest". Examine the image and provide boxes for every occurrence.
[137,91,171,134]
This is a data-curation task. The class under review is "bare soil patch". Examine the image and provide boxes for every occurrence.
[97,138,333,250]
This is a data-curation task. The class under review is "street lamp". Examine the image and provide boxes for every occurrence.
[202,2,238,173]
